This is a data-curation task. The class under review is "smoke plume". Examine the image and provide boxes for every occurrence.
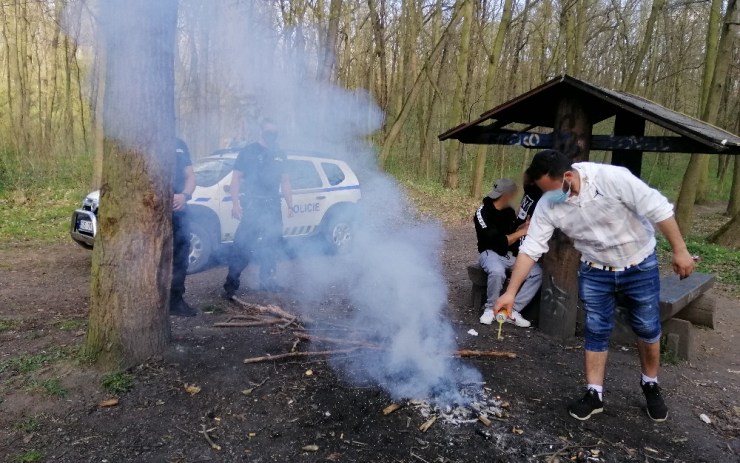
[85,0,481,401]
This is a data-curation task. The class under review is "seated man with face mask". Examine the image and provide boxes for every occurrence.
[474,178,542,327]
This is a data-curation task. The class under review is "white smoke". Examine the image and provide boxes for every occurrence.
[86,0,482,401]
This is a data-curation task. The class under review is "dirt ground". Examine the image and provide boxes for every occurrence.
[1,225,739,463]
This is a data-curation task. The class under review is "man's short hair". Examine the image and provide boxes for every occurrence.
[526,150,572,181]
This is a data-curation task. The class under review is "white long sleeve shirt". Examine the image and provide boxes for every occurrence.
[519,162,675,268]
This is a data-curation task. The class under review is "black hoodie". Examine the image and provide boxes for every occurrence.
[473,197,519,255]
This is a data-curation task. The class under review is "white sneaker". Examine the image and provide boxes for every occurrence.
[506,311,531,328]
[479,309,495,325]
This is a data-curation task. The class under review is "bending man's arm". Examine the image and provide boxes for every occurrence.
[492,253,537,317]
[655,216,695,279]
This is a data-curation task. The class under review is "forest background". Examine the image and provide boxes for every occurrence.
[0,0,737,248]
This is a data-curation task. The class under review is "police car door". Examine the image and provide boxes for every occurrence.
[282,158,327,237]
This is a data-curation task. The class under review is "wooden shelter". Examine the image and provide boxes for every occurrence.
[440,74,740,339]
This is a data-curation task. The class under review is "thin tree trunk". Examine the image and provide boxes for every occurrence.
[443,0,473,189]
[378,1,464,169]
[470,0,514,198]
[678,0,738,234]
[624,0,666,92]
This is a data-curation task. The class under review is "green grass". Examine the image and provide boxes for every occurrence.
[0,187,88,244]
[657,236,740,296]
[101,371,134,394]
[14,416,43,433]
[0,319,22,333]
[15,450,44,463]
[28,378,67,398]
[54,319,86,331]
[0,346,74,375]
[660,335,682,366]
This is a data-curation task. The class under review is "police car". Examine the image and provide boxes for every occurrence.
[70,150,362,273]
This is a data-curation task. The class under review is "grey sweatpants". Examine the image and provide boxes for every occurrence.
[479,250,542,313]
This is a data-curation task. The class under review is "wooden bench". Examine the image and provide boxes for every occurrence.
[468,263,716,360]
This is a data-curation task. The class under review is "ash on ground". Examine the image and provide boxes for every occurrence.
[412,385,503,425]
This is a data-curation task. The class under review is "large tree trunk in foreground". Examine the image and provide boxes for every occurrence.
[85,0,177,368]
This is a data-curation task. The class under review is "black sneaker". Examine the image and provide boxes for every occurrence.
[170,300,197,317]
[568,388,604,421]
[642,382,668,422]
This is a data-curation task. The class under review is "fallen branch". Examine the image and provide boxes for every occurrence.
[231,296,313,323]
[199,425,221,451]
[454,349,517,359]
[293,332,379,349]
[214,319,288,328]
[243,348,362,364]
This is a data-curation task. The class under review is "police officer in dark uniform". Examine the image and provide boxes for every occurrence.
[170,138,198,317]
[223,119,293,297]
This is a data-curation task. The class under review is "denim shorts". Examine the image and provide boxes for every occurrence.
[578,252,661,352]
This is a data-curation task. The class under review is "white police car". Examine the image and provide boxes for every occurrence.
[70,150,362,273]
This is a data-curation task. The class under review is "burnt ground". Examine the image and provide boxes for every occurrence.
[1,224,739,463]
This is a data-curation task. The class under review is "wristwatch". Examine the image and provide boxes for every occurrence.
[182,193,192,201]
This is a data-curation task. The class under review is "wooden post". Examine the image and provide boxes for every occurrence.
[611,112,645,177]
[538,94,591,340]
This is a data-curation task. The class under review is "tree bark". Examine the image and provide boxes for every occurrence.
[470,0,514,198]
[443,0,474,189]
[85,0,178,368]
[676,0,738,234]
[623,0,666,92]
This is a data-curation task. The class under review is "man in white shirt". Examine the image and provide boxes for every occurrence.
[494,150,695,422]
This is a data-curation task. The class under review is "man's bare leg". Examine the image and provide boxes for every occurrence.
[585,350,608,386]
[636,339,660,378]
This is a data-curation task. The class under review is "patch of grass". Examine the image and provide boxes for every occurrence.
[660,335,681,366]
[200,303,227,315]
[29,378,67,398]
[14,416,42,433]
[101,371,134,394]
[15,450,44,463]
[54,319,86,331]
[657,236,740,297]
[0,187,88,244]
[0,346,74,375]
[0,319,22,333]
[402,179,479,226]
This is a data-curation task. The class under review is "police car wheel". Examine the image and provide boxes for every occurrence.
[325,216,352,254]
[187,222,214,274]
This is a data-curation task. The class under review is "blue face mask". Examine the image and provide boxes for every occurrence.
[544,179,571,204]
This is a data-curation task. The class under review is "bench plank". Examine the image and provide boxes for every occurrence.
[659,273,715,321]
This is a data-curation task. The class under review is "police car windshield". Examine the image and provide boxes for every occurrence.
[194,157,234,187]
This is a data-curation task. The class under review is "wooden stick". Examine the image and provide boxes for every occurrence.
[454,349,517,359]
[214,319,288,328]
[293,332,379,349]
[231,296,313,323]
[243,348,362,364]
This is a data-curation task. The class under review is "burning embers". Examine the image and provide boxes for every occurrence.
[385,384,504,428]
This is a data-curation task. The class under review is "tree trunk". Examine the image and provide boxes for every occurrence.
[709,213,740,248]
[695,0,724,203]
[469,0,514,198]
[624,0,666,92]
[92,31,106,190]
[378,1,464,169]
[443,0,473,189]
[676,0,738,233]
[85,0,178,369]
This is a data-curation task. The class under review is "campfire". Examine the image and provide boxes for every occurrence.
[219,297,514,431]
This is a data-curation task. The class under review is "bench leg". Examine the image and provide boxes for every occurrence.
[661,318,695,362]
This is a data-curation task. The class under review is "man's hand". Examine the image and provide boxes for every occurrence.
[672,249,695,279]
[492,291,515,320]
[232,204,243,221]
[173,194,187,212]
